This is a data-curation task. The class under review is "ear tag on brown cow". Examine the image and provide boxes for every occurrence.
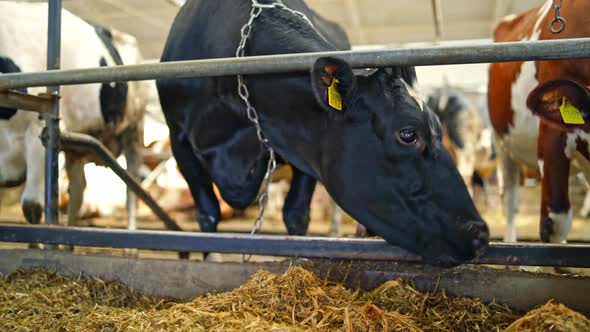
[559,96,585,124]
[328,78,342,111]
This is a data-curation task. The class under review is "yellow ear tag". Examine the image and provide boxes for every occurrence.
[328,78,342,111]
[559,96,585,124]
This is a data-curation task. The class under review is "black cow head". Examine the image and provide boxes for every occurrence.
[303,57,488,266]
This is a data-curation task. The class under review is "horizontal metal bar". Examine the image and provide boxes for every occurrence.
[1,224,589,267]
[0,38,589,90]
[59,131,183,232]
[0,90,53,113]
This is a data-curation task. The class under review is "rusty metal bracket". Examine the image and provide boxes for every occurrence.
[0,90,56,114]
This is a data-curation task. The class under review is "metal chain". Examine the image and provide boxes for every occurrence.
[550,0,565,34]
[236,0,327,252]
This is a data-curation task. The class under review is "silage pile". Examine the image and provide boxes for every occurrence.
[1,267,587,331]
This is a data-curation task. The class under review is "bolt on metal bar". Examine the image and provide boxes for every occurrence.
[0,38,590,90]
[1,224,590,267]
[59,131,183,232]
[44,0,61,228]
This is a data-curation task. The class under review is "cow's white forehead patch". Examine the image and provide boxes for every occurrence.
[400,79,425,112]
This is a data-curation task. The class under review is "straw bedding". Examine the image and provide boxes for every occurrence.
[1,266,588,331]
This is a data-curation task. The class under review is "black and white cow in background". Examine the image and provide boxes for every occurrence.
[157,0,489,266]
[427,87,497,199]
[0,2,147,228]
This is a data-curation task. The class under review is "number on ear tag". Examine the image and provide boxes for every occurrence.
[559,96,585,124]
[328,78,342,111]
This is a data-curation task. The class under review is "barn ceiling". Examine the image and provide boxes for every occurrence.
[54,0,545,59]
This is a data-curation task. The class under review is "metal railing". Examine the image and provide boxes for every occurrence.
[2,224,589,267]
[0,0,589,267]
[1,38,590,90]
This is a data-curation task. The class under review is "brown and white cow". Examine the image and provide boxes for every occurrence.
[0,2,147,229]
[488,0,590,243]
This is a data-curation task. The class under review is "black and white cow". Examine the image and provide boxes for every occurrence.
[0,2,147,228]
[427,87,497,196]
[157,0,489,266]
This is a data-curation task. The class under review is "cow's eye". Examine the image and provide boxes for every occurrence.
[398,128,418,145]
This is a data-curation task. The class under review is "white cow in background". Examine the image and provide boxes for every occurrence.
[0,2,147,228]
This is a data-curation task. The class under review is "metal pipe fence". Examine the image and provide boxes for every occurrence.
[0,38,589,90]
[0,2,590,267]
[43,0,61,228]
[1,224,589,268]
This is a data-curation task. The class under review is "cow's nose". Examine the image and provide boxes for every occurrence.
[461,220,489,258]
[472,234,488,257]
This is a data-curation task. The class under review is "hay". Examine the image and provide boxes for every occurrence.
[505,300,590,332]
[0,266,586,331]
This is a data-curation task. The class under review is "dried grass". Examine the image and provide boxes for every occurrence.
[505,300,590,332]
[0,266,586,331]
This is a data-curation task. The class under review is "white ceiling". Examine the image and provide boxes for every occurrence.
[55,0,545,60]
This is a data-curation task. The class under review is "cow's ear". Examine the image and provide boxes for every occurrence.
[527,79,590,125]
[310,57,356,112]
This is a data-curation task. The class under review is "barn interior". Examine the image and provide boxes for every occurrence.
[2,0,588,244]
[2,1,590,330]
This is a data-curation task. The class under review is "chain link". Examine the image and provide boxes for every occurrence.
[235,1,326,262]
[550,0,565,34]
[236,0,312,238]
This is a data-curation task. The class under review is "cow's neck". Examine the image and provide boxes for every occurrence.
[247,73,335,182]
[249,9,337,56]
[237,14,340,181]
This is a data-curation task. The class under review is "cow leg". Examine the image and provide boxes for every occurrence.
[456,149,475,196]
[282,167,316,235]
[328,202,342,237]
[122,126,142,257]
[581,187,590,218]
[571,153,590,218]
[539,127,572,244]
[169,132,220,261]
[169,133,220,231]
[21,125,45,225]
[64,155,86,228]
[122,126,141,231]
[497,145,520,242]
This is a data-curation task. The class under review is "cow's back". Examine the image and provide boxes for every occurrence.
[161,0,348,63]
[488,0,590,168]
[0,2,136,134]
[158,0,349,152]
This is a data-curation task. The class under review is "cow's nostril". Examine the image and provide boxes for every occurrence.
[472,238,486,251]
[471,230,489,258]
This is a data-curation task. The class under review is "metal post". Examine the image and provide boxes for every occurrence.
[44,0,62,227]
[431,0,443,40]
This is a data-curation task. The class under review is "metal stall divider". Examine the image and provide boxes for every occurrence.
[0,24,589,266]
[44,0,61,232]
